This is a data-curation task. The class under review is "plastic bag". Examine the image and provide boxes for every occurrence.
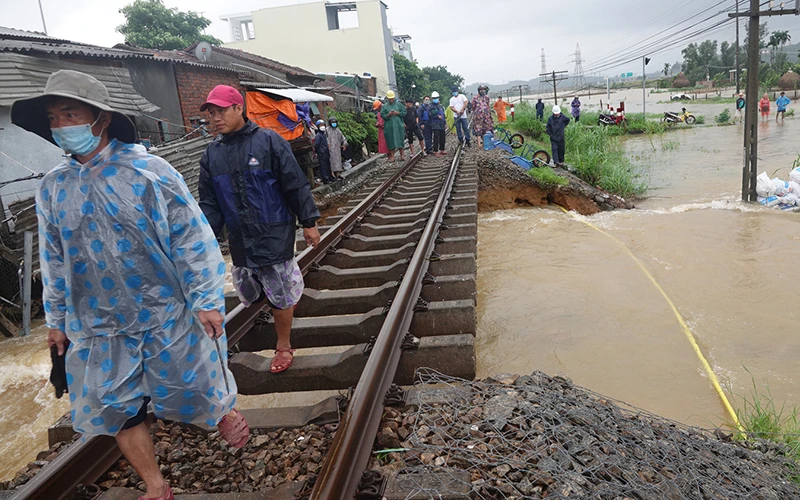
[779,193,799,206]
[772,178,789,197]
[756,172,776,198]
[758,196,780,207]
[790,167,800,185]
[789,181,800,194]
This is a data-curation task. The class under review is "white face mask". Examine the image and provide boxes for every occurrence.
[319,126,326,132]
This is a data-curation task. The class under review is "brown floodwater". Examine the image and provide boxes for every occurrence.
[477,116,800,429]
[0,114,797,481]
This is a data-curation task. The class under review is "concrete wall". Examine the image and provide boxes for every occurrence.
[0,108,64,216]
[121,59,184,145]
[225,0,396,93]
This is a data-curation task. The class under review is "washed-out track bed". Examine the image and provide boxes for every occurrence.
[9,146,478,500]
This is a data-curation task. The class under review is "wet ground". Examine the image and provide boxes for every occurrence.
[476,108,800,429]
[0,94,796,480]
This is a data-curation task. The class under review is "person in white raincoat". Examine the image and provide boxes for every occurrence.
[11,70,250,500]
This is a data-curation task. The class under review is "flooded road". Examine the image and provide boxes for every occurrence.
[477,115,800,428]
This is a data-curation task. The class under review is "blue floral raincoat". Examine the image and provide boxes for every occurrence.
[36,139,237,436]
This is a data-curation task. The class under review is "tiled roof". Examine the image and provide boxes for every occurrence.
[185,42,317,79]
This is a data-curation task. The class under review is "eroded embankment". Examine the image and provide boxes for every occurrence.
[469,149,634,215]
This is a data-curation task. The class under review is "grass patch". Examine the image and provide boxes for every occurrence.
[662,140,680,151]
[505,105,649,198]
[528,166,569,188]
[695,115,706,124]
[564,125,648,198]
[657,96,736,105]
[731,375,800,482]
[716,109,732,125]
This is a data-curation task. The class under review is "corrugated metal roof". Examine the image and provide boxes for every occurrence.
[0,53,159,114]
[0,27,70,43]
[255,87,333,103]
[189,42,317,79]
[0,38,153,60]
[0,135,213,273]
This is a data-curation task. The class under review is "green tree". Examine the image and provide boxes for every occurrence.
[422,65,464,97]
[768,30,791,52]
[681,40,720,84]
[117,0,221,50]
[393,54,429,101]
[663,63,670,77]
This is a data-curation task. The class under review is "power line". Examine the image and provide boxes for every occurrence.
[584,0,746,74]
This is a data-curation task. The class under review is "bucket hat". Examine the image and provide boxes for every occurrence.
[11,70,136,145]
[553,105,562,115]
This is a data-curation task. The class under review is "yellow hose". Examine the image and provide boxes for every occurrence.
[557,206,744,433]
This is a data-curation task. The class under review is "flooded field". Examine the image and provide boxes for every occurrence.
[477,113,800,428]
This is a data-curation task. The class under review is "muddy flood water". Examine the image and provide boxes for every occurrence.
[477,115,800,429]
[0,109,797,481]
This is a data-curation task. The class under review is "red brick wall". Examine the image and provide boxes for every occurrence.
[173,64,242,133]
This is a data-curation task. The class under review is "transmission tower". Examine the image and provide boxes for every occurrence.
[539,48,548,97]
[573,43,586,92]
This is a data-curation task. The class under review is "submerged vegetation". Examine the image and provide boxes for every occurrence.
[505,103,649,198]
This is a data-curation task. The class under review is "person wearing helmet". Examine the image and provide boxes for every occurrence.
[471,85,493,138]
[373,100,389,155]
[429,91,448,156]
[381,90,406,162]
[314,119,333,184]
[546,105,571,167]
[327,117,348,179]
[449,86,471,147]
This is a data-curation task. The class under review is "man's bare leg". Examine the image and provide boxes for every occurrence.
[271,306,295,372]
[419,140,426,154]
[408,142,415,155]
[116,423,167,498]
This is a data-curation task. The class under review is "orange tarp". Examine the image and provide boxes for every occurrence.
[245,91,303,141]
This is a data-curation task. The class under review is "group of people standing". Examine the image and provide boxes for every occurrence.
[313,117,348,184]
[736,91,792,123]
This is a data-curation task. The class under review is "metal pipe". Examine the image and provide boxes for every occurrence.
[310,146,463,499]
[22,231,32,336]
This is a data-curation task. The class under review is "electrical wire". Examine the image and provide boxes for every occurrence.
[584,0,756,75]
[0,150,44,176]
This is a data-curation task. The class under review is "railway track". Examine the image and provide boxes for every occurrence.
[10,145,478,500]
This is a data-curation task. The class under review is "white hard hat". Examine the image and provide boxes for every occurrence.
[431,91,440,98]
[553,105,562,115]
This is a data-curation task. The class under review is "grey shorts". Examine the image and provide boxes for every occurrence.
[231,259,304,310]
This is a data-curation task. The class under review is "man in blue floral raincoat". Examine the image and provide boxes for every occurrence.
[12,70,250,500]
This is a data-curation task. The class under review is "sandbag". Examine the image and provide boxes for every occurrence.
[758,195,780,207]
[791,168,800,185]
[779,193,799,206]
[772,178,789,197]
[789,181,800,194]
[756,172,776,198]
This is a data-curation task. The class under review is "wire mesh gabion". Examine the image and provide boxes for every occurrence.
[390,368,799,500]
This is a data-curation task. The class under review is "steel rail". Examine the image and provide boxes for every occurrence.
[11,153,423,500]
[310,145,463,499]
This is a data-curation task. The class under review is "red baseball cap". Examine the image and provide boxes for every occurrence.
[200,85,244,111]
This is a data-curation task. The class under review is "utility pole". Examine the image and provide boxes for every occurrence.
[730,0,799,201]
[735,0,741,94]
[37,0,48,35]
[539,70,568,105]
[642,56,651,116]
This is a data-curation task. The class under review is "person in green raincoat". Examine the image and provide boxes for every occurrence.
[380,90,406,162]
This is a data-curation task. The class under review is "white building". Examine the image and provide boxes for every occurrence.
[392,34,413,62]
[222,1,399,93]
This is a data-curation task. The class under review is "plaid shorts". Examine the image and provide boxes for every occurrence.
[231,259,304,310]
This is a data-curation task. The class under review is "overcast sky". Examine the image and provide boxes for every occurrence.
[3,0,798,84]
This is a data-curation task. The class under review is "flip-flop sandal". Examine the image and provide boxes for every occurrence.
[218,409,250,448]
[138,485,174,500]
[270,347,295,374]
